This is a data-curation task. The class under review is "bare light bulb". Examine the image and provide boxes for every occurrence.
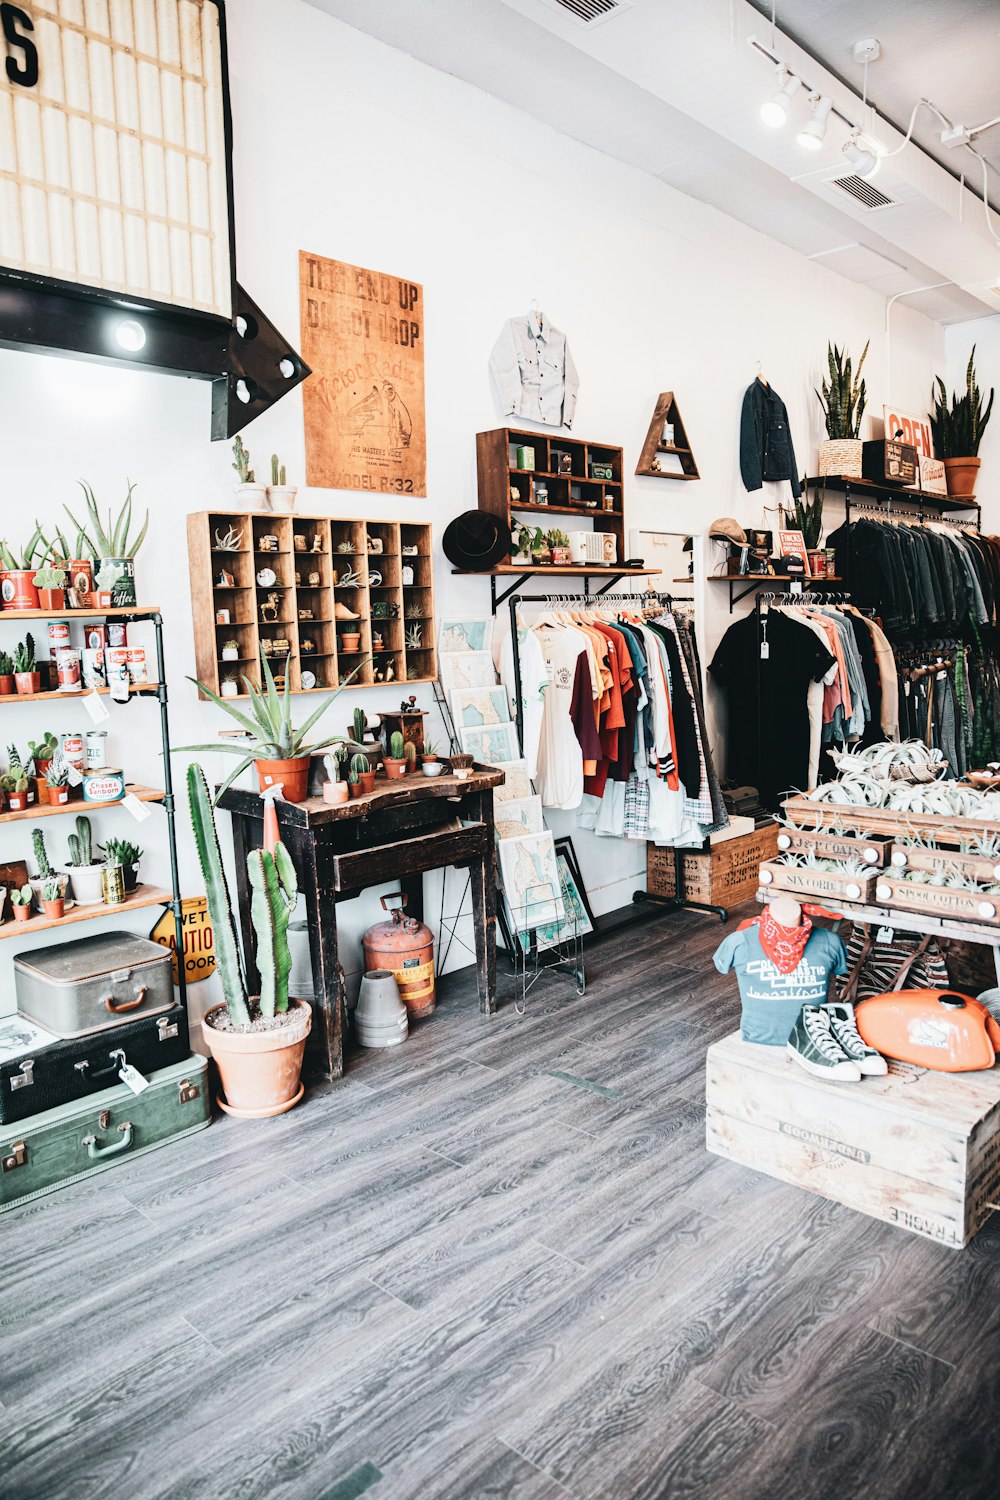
[797,95,833,150]
[761,72,800,129]
[115,318,146,352]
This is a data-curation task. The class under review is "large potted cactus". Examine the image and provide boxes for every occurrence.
[188,763,311,1117]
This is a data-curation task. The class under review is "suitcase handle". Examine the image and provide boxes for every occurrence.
[74,1056,120,1083]
[103,985,148,1014]
[81,1122,133,1159]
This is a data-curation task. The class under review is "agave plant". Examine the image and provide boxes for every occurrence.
[64,481,149,559]
[176,653,364,802]
[930,346,994,458]
[816,340,868,440]
[0,524,45,572]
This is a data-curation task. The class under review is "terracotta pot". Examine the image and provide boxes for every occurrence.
[322,780,349,804]
[42,898,65,921]
[49,786,69,805]
[15,672,40,695]
[7,793,27,812]
[383,757,407,779]
[255,754,311,803]
[0,675,13,694]
[339,633,361,652]
[202,998,312,1118]
[12,905,31,923]
[943,456,980,498]
[1,571,40,610]
[37,588,66,611]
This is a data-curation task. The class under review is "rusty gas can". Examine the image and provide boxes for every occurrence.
[362,895,435,1019]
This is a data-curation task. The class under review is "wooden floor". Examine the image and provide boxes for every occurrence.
[4,903,1000,1500]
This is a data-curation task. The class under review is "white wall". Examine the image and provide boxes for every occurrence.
[946,318,1000,513]
[0,0,947,1018]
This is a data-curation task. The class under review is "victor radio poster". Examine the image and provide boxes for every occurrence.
[299,252,427,496]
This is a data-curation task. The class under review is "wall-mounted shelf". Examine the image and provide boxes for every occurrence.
[711,573,845,613]
[452,563,662,613]
[808,474,980,513]
[636,393,699,480]
[0,885,171,939]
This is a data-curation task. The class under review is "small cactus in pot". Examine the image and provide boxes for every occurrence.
[349,751,375,797]
[10,884,34,922]
[383,730,407,778]
[268,453,298,514]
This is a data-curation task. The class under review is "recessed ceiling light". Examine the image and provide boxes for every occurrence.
[761,69,801,129]
[115,318,145,352]
[797,95,833,151]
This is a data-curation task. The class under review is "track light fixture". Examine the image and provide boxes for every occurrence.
[842,132,880,178]
[797,94,833,151]
[760,68,801,128]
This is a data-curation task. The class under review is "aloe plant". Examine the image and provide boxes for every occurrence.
[187,763,250,1026]
[816,340,868,439]
[0,524,45,571]
[247,844,297,1019]
[63,481,149,560]
[930,346,994,457]
[176,653,363,803]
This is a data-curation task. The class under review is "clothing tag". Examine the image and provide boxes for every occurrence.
[122,792,153,822]
[876,925,894,943]
[904,680,911,696]
[117,1060,149,1095]
[760,640,770,660]
[83,692,111,725]
[936,670,947,682]
[66,764,83,787]
[789,580,803,595]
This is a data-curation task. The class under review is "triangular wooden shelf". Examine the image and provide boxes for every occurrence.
[635,392,700,480]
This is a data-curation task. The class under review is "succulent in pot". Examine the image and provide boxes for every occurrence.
[63,480,148,607]
[0,649,13,695]
[13,633,39,694]
[546,528,572,566]
[220,672,240,699]
[0,524,45,609]
[99,836,143,892]
[348,752,375,797]
[421,738,445,777]
[322,745,350,803]
[10,884,33,922]
[1,768,29,812]
[60,814,105,905]
[31,563,67,611]
[40,876,65,921]
[45,759,70,805]
[177,652,364,804]
[930,345,995,498]
[30,827,69,903]
[268,453,298,514]
[29,730,58,803]
[339,627,362,653]
[383,730,408,779]
[188,763,311,1117]
[231,435,269,510]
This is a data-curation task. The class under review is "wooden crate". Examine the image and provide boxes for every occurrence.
[775,827,892,868]
[782,796,1000,848]
[872,875,1000,928]
[706,1031,1000,1247]
[890,846,1000,885]
[758,859,878,905]
[647,825,778,906]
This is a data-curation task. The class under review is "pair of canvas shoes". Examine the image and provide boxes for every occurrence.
[787,1002,887,1082]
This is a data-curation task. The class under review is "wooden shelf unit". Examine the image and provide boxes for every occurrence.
[807,474,981,514]
[477,428,626,567]
[187,513,437,699]
[0,885,171,939]
[636,393,700,480]
[0,784,164,824]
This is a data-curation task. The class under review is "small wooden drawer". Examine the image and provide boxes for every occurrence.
[329,822,488,892]
[774,827,892,868]
[758,860,878,905]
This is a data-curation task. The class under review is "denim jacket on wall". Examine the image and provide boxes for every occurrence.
[489,310,579,428]
[740,379,802,499]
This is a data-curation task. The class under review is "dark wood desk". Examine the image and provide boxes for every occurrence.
[218,766,504,1080]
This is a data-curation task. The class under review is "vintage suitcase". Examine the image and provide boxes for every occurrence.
[0,1006,190,1124]
[14,931,175,1037]
[0,1055,210,1213]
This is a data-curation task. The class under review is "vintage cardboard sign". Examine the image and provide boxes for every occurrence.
[150,898,216,985]
[299,252,427,496]
[919,456,948,495]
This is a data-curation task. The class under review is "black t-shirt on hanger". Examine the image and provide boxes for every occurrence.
[710,609,835,809]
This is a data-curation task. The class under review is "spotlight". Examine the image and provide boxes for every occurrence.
[797,95,833,150]
[842,133,880,177]
[115,318,146,352]
[761,70,801,128]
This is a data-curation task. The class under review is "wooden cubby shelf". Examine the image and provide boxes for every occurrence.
[478,428,626,568]
[187,513,437,698]
[636,393,700,480]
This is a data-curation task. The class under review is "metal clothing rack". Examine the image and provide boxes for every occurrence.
[505,588,728,931]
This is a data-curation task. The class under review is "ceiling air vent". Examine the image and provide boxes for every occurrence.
[542,0,632,25]
[828,174,897,211]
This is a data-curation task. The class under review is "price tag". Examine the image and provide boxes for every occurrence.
[111,1052,149,1095]
[66,764,83,787]
[790,580,803,595]
[876,925,895,943]
[122,792,153,822]
[760,640,770,660]
[83,692,111,725]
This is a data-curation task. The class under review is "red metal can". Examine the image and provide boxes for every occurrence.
[362,896,435,1019]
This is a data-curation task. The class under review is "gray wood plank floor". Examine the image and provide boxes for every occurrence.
[4,902,1000,1500]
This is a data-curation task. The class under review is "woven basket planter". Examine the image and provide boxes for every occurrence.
[818,439,863,477]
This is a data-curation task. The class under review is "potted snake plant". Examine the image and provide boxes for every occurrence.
[816,340,868,477]
[188,763,311,1117]
[930,346,994,498]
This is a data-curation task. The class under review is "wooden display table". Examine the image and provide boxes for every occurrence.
[218,766,504,1081]
[707,1031,1000,1248]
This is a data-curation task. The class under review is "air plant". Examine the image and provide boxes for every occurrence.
[64,481,149,560]
[213,525,245,551]
[405,624,423,650]
[336,565,363,588]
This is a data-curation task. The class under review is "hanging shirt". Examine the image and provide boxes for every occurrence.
[533,624,594,809]
[714,925,848,1045]
[488,310,579,428]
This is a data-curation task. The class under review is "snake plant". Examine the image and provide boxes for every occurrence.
[930,346,994,458]
[816,340,868,439]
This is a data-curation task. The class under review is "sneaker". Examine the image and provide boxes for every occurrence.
[787,1006,862,1081]
[824,1002,888,1076]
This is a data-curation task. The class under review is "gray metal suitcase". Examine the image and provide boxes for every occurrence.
[14,931,175,1038]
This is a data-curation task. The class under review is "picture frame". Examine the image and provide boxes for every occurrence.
[497,831,565,933]
[459,722,520,764]
[439,651,497,694]
[438,618,491,654]
[492,759,533,802]
[450,684,511,729]
[517,842,595,952]
[215,608,230,626]
[494,795,544,840]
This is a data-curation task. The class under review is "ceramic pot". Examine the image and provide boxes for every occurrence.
[95,557,136,607]
[322,780,349,804]
[0,674,13,694]
[37,588,66,611]
[268,486,298,514]
[355,969,408,1049]
[15,672,40,695]
[12,905,31,923]
[255,754,311,803]
[122,861,140,893]
[236,483,270,511]
[42,898,65,921]
[943,457,980,498]
[48,786,70,806]
[7,792,27,812]
[383,757,407,779]
[62,862,105,906]
[1,570,40,610]
[203,998,312,1118]
[422,760,445,777]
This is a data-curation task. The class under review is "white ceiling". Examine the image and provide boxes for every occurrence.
[307,0,1000,324]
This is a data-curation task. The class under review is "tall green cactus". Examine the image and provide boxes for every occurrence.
[247,842,297,1018]
[32,828,52,879]
[66,815,93,868]
[187,763,251,1027]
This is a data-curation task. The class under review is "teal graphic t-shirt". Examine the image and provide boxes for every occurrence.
[713,926,848,1046]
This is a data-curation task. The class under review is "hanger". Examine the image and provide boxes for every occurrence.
[755,359,769,389]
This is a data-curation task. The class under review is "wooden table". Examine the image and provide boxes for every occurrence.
[218,766,504,1080]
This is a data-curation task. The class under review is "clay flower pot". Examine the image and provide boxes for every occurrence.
[382,757,407,779]
[7,792,27,812]
[49,786,70,806]
[322,780,349,804]
[0,674,13,695]
[349,771,376,797]
[12,904,31,923]
[943,456,980,498]
[37,588,66,611]
[339,632,361,653]
[15,671,40,695]
[255,754,311,803]
[42,898,65,921]
[202,998,312,1118]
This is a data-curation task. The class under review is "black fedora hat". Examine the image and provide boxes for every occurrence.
[442,511,511,571]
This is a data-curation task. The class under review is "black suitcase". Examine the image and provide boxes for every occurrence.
[0,1006,190,1124]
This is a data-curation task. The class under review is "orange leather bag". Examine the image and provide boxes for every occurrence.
[856,990,1000,1072]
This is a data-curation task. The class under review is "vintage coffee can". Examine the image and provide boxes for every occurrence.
[60,732,85,769]
[82,647,106,687]
[82,767,125,803]
[106,621,128,648]
[126,647,148,684]
[83,623,108,651]
[101,863,126,905]
[47,620,70,655]
[56,649,81,692]
[85,730,108,769]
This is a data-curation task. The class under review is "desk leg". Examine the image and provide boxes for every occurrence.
[295,835,344,1082]
[230,812,260,996]
[400,873,423,923]
[469,791,497,1015]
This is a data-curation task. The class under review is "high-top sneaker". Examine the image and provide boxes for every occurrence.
[787,1005,862,1081]
[824,1001,888,1076]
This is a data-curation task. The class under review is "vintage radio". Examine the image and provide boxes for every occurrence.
[862,439,918,486]
[569,532,617,565]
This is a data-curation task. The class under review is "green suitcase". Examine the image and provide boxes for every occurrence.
[0,1055,210,1213]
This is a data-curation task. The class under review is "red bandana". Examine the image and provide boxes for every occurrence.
[756,904,813,974]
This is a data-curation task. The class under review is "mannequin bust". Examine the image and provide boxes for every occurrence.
[770,896,802,928]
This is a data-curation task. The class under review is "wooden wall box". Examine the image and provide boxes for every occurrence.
[706,1031,1000,1248]
[187,512,437,698]
[635,393,700,480]
[476,427,625,566]
[646,825,778,907]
